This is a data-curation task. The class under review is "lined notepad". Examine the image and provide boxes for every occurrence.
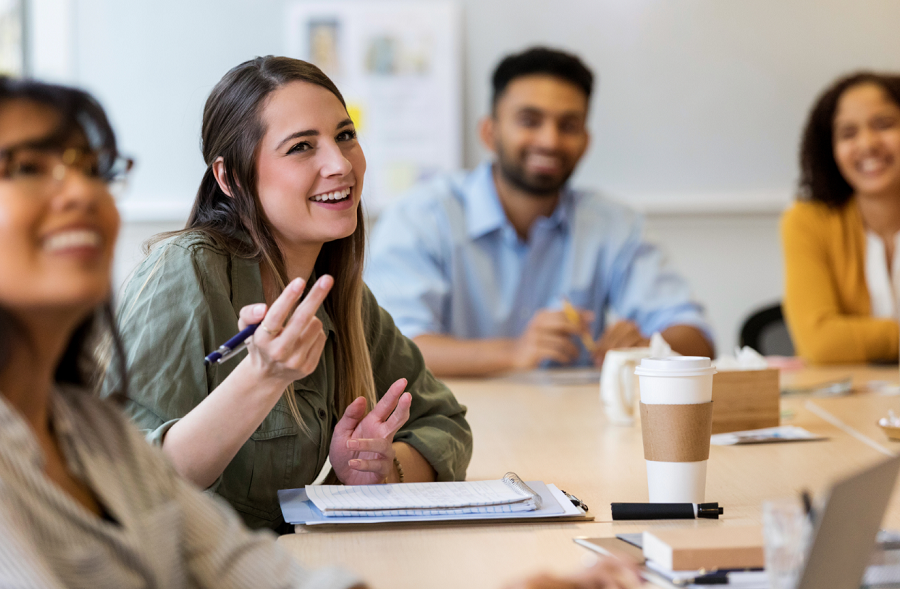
[306,473,541,517]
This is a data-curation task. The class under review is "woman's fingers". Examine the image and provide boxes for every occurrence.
[348,457,393,478]
[254,277,306,341]
[276,275,334,344]
[237,303,267,330]
[333,396,368,439]
[346,438,393,455]
[248,275,333,381]
[368,378,407,422]
[383,392,412,435]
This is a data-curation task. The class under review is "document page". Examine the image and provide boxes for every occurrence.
[306,479,536,517]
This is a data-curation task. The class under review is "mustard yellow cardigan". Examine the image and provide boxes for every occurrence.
[781,199,899,364]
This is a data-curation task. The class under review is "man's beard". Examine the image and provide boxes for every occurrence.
[495,145,575,198]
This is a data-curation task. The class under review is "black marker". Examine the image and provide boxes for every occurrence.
[610,502,723,520]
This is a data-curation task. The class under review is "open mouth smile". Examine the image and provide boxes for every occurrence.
[310,187,352,203]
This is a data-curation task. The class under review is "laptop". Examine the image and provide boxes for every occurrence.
[796,453,900,589]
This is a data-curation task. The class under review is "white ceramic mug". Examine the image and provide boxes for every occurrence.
[599,347,653,425]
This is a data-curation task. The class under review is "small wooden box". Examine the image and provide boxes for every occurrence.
[711,368,780,434]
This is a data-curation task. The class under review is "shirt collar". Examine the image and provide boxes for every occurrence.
[0,389,45,469]
[462,162,508,239]
[462,161,574,239]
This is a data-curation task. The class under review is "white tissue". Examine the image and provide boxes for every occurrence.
[713,346,768,370]
[649,332,676,357]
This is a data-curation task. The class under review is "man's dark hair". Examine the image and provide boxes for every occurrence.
[799,71,900,208]
[490,46,594,111]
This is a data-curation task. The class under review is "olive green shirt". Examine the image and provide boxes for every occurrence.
[106,232,472,531]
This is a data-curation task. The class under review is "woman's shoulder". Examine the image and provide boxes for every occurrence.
[119,230,240,314]
[781,198,858,232]
[54,387,180,497]
[129,230,235,282]
[146,230,232,263]
[55,386,158,464]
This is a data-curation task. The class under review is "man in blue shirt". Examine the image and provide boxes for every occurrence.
[366,47,714,377]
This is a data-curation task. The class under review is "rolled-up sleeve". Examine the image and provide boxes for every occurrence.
[605,215,713,345]
[362,285,472,481]
[104,241,235,448]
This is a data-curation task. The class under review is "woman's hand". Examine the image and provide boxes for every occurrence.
[160,274,333,488]
[505,559,641,589]
[238,275,333,387]
[329,378,412,485]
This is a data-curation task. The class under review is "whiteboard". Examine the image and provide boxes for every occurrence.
[29,0,900,220]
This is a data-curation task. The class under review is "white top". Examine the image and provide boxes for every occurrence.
[0,386,361,589]
[865,230,900,319]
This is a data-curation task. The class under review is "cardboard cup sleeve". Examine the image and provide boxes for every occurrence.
[640,402,714,462]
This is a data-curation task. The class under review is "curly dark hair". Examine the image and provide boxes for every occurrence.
[799,71,900,208]
[0,76,128,396]
[490,46,594,112]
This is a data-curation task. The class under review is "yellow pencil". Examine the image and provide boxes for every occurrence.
[562,298,596,352]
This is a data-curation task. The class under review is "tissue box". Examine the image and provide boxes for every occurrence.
[711,369,780,434]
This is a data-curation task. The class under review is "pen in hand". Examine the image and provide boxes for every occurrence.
[204,323,260,365]
[562,298,596,353]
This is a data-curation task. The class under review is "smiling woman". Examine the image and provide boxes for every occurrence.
[782,72,900,364]
[0,76,373,589]
[104,56,473,533]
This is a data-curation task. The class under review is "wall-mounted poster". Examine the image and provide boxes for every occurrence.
[286,1,461,215]
[0,0,25,77]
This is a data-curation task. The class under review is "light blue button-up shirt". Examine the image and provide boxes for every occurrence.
[365,162,713,365]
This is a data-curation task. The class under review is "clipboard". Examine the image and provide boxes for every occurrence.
[279,480,593,530]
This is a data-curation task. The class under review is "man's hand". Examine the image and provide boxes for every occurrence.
[512,308,594,369]
[592,320,650,367]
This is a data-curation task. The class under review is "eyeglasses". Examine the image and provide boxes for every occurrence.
[0,146,135,198]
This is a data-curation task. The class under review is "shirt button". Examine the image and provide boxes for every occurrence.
[317,408,327,420]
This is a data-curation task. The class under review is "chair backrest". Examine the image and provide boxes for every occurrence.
[739,303,794,356]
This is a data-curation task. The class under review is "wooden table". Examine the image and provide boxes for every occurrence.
[279,366,900,588]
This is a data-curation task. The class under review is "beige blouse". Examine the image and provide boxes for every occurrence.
[0,386,361,589]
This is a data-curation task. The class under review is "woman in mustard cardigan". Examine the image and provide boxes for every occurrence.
[782,72,900,363]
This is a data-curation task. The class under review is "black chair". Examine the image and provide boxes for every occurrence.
[739,302,795,356]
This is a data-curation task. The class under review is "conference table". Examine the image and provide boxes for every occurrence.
[279,365,900,588]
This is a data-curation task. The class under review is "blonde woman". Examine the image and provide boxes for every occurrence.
[108,57,472,532]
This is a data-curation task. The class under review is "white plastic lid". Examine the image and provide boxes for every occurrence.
[634,356,717,377]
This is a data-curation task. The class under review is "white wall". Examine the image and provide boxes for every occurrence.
[32,0,900,351]
[114,212,783,353]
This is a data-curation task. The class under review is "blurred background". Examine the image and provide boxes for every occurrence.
[8,0,900,351]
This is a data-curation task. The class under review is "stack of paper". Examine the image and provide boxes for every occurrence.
[306,479,539,517]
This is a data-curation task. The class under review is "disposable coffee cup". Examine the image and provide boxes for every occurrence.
[635,356,716,503]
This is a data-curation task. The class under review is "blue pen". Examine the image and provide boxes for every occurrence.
[204,323,260,365]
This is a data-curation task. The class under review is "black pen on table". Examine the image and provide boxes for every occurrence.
[611,502,723,520]
[204,323,260,365]
[673,568,765,586]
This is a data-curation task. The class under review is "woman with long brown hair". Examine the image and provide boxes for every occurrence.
[0,74,637,589]
[108,56,472,532]
[782,72,900,364]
